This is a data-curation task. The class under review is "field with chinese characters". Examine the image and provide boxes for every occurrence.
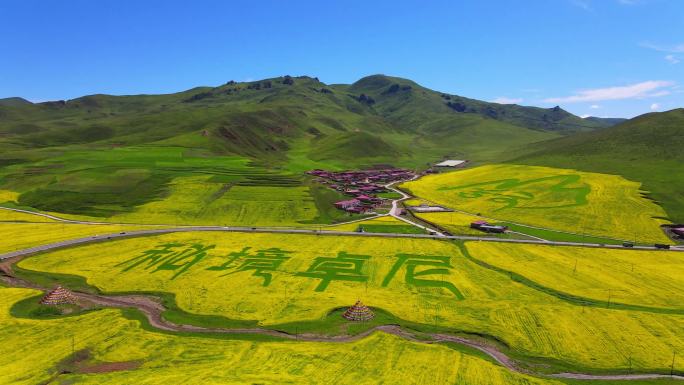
[13,232,684,376]
[400,164,672,244]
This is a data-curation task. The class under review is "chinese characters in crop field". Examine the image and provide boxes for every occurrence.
[206,246,292,286]
[438,174,590,211]
[115,242,215,280]
[297,251,371,291]
[117,243,464,298]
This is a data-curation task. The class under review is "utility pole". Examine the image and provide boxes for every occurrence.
[573,259,577,275]
[672,352,677,376]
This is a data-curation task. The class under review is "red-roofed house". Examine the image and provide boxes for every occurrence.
[335,199,362,210]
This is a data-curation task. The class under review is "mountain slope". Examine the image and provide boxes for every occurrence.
[341,74,617,134]
[0,74,615,165]
[0,97,32,107]
[515,108,684,223]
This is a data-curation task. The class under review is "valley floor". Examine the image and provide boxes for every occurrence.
[1,164,683,384]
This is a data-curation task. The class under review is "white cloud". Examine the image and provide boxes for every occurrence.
[491,97,523,104]
[580,114,592,118]
[640,42,684,53]
[650,103,660,111]
[543,81,674,103]
[590,104,600,109]
[570,0,592,10]
[665,55,680,64]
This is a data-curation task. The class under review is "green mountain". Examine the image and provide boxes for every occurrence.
[0,74,617,167]
[345,75,618,134]
[0,74,628,218]
[0,97,32,107]
[583,116,627,126]
[515,108,684,223]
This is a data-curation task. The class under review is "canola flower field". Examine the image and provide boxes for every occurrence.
[467,242,684,309]
[400,164,671,243]
[104,176,318,226]
[0,208,56,223]
[0,222,168,253]
[323,215,418,233]
[0,190,20,205]
[17,232,684,371]
[402,199,487,236]
[0,287,570,385]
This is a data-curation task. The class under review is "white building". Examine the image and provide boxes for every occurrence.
[434,159,467,167]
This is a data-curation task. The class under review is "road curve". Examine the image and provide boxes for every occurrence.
[2,268,682,381]
[384,179,447,236]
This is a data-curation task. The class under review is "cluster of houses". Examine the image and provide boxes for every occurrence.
[307,168,415,214]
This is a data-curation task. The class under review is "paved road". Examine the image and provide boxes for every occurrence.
[384,179,447,236]
[1,224,682,262]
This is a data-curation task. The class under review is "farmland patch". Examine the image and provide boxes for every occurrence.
[401,164,671,243]
[17,233,684,370]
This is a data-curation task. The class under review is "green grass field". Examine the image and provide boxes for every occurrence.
[16,232,684,372]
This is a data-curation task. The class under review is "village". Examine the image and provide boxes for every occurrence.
[306,168,415,214]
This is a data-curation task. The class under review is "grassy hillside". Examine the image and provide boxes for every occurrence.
[344,74,617,134]
[0,97,32,107]
[0,74,606,166]
[0,74,594,218]
[515,109,684,223]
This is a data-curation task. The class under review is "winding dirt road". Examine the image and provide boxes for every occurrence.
[2,252,682,381]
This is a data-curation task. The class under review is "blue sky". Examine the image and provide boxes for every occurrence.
[1,0,682,118]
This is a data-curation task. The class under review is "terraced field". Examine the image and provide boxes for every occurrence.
[16,232,684,371]
[1,287,573,385]
[401,164,671,244]
[467,242,684,309]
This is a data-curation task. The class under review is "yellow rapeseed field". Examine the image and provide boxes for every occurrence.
[0,209,56,223]
[467,242,684,309]
[0,223,166,253]
[403,199,484,235]
[400,164,671,243]
[110,176,318,226]
[18,232,684,370]
[323,215,406,231]
[0,287,563,385]
[0,189,20,203]
[413,211,485,235]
